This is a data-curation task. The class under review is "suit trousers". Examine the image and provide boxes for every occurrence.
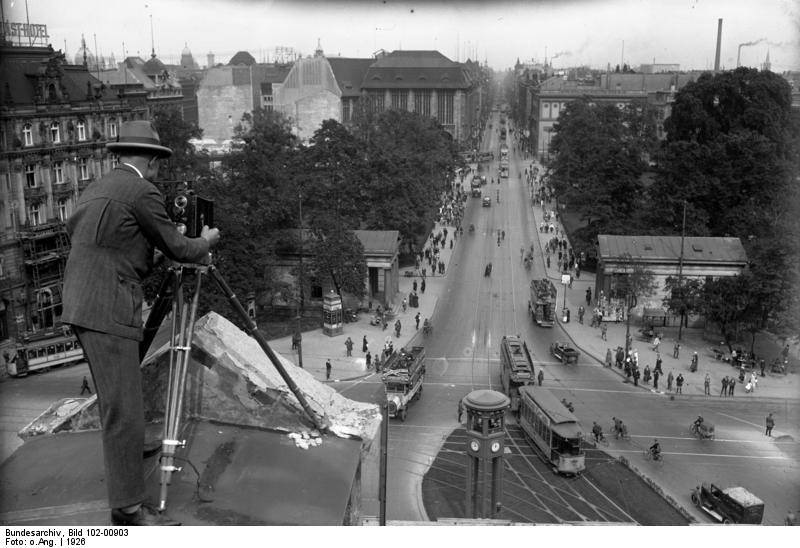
[74,326,146,509]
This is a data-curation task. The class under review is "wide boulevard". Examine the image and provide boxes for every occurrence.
[336,111,800,525]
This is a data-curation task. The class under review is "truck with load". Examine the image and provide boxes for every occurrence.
[471,176,482,197]
[529,278,557,327]
[381,346,426,421]
[499,144,509,160]
[500,159,509,178]
[500,335,535,412]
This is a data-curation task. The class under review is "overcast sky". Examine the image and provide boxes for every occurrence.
[4,0,799,71]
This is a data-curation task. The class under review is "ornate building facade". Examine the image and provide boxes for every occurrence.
[0,42,147,352]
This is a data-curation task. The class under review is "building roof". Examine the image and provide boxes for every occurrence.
[327,57,374,98]
[361,50,471,90]
[354,230,400,257]
[229,50,256,66]
[0,46,118,105]
[597,235,748,265]
[0,421,363,525]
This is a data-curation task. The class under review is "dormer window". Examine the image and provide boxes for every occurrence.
[50,122,61,143]
[76,121,86,141]
[23,124,33,146]
[47,83,58,102]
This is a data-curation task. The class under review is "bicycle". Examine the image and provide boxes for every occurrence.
[643,447,664,465]
[611,421,630,441]
[593,431,609,447]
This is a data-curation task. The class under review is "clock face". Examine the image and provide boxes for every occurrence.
[491,441,501,453]
[470,440,480,452]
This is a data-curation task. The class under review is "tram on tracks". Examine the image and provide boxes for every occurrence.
[500,335,535,413]
[7,328,84,377]
[517,385,586,475]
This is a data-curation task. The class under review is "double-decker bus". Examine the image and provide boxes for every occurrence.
[7,328,84,377]
[518,386,586,475]
[500,335,534,412]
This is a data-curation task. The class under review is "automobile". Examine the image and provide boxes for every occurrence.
[482,196,491,207]
[550,341,579,364]
[691,483,764,524]
[480,175,487,184]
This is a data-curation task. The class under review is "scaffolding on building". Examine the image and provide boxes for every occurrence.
[17,221,71,335]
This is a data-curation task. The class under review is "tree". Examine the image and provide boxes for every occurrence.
[548,100,654,239]
[700,275,756,352]
[649,67,800,335]
[614,254,658,356]
[150,104,203,181]
[662,276,704,331]
[304,228,367,300]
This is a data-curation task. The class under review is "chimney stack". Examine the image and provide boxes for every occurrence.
[714,18,723,72]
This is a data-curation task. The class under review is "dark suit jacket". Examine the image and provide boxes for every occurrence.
[62,165,210,340]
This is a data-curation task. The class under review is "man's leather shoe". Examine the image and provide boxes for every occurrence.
[111,504,180,526]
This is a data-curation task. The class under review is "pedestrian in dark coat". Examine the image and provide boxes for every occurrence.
[720,376,728,396]
[633,367,640,386]
[585,287,592,305]
[415,313,421,330]
[345,337,353,357]
[653,370,660,390]
[605,348,613,368]
[457,398,464,422]
[729,378,735,396]
[413,280,418,292]
[421,279,426,293]
[362,335,368,353]
[537,369,544,386]
[326,359,332,380]
[366,351,372,369]
[654,355,663,375]
[675,373,684,394]
[667,371,674,392]
[765,413,775,436]
[80,375,92,395]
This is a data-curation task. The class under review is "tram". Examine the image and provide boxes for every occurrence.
[7,329,84,377]
[517,385,586,475]
[500,335,535,412]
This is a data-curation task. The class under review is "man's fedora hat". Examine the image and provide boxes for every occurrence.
[107,121,172,158]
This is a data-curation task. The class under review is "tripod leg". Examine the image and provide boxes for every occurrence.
[158,268,204,512]
[207,265,327,432]
[140,269,177,362]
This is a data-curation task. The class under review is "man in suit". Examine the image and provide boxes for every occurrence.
[62,121,220,526]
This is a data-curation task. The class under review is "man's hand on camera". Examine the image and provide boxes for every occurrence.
[201,225,220,248]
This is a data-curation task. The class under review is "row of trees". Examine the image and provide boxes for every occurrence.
[150,105,461,323]
[545,68,800,340]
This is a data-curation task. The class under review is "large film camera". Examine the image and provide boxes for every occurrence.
[162,180,214,238]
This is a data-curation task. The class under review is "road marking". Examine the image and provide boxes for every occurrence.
[715,412,763,430]
[613,449,791,460]
[627,434,798,445]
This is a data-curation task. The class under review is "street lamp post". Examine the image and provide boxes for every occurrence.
[676,200,687,342]
[296,189,304,368]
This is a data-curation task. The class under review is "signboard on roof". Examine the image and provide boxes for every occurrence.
[2,22,50,46]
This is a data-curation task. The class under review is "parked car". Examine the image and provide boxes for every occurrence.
[691,483,764,524]
[550,341,579,364]
[482,196,491,207]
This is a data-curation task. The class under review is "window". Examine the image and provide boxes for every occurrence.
[50,122,60,143]
[28,203,41,226]
[109,121,117,138]
[341,99,351,123]
[413,90,431,118]
[436,90,454,125]
[391,90,408,111]
[367,91,385,113]
[78,158,89,180]
[25,164,36,188]
[310,284,323,299]
[76,121,86,141]
[57,199,68,222]
[23,124,33,146]
[53,161,64,184]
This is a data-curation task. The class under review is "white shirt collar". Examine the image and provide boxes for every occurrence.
[121,162,144,178]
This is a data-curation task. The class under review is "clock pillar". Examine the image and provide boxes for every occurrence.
[463,389,510,519]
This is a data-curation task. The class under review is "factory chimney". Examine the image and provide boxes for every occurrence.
[714,18,723,72]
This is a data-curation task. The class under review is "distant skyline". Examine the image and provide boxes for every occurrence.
[3,0,798,71]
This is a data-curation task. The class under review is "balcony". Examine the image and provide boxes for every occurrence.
[23,186,47,201]
[52,182,75,198]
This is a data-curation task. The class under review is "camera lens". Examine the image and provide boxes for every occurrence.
[174,195,188,209]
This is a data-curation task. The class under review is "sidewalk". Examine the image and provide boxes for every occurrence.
[269,217,461,384]
[525,159,799,404]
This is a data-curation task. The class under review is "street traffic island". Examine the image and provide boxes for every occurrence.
[422,425,690,525]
